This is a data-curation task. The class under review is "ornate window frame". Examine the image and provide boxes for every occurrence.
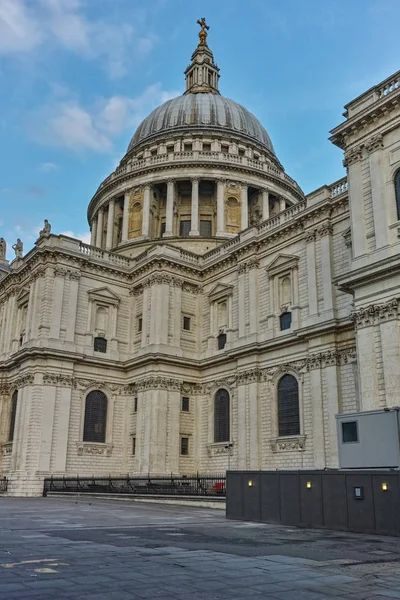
[77,385,114,456]
[265,254,300,335]
[86,287,120,353]
[268,368,306,453]
[208,284,233,349]
[206,382,234,455]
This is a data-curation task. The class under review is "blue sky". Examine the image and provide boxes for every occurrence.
[0,0,399,259]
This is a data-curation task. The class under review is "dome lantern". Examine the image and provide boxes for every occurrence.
[184,18,220,95]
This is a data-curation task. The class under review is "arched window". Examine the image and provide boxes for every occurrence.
[9,391,18,442]
[214,389,230,443]
[395,170,400,220]
[277,375,300,436]
[83,391,108,443]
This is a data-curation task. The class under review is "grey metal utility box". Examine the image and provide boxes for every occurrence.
[336,409,400,469]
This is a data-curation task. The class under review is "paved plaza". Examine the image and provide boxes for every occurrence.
[1,498,400,598]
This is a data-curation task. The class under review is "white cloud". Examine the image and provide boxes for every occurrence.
[31,84,180,153]
[0,0,42,53]
[39,162,58,171]
[0,0,157,78]
[60,230,91,245]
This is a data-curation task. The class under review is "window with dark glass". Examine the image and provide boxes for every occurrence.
[342,421,358,443]
[83,390,107,443]
[181,437,189,455]
[396,170,400,220]
[277,375,300,437]
[183,316,191,331]
[8,391,18,442]
[160,222,166,236]
[221,144,229,154]
[137,317,142,333]
[132,437,136,455]
[214,389,230,443]
[94,337,107,353]
[200,220,212,236]
[179,220,191,237]
[280,312,292,331]
[182,397,189,412]
[134,397,138,412]
[238,148,245,157]
[150,149,157,156]
[217,333,227,350]
[184,143,192,152]
[203,143,211,152]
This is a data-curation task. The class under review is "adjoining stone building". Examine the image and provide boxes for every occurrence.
[1,21,400,496]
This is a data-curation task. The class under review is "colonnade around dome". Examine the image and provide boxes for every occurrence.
[90,177,296,251]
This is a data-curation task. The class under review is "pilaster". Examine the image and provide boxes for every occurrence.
[367,135,389,249]
[262,189,269,221]
[216,179,225,235]
[241,184,248,230]
[121,192,130,242]
[164,179,175,237]
[189,177,200,236]
[96,208,104,248]
[142,184,151,238]
[345,147,366,258]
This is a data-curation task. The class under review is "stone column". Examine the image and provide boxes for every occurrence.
[95,208,104,248]
[319,223,336,315]
[248,380,260,469]
[164,179,175,237]
[238,264,246,337]
[142,184,151,237]
[279,196,286,212]
[141,283,150,348]
[345,147,366,257]
[380,316,400,407]
[216,179,225,235]
[237,384,247,469]
[241,184,248,230]
[121,192,130,242]
[65,272,80,343]
[50,268,65,339]
[189,177,200,236]
[324,362,340,468]
[305,230,318,318]
[172,278,183,349]
[309,367,326,469]
[262,189,269,221]
[368,136,389,249]
[248,260,259,337]
[105,199,115,250]
[90,218,97,246]
[356,325,379,411]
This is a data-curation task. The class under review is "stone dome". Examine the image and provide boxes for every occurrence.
[127,93,275,154]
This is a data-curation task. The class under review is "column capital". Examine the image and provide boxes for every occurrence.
[191,176,200,183]
[166,177,176,185]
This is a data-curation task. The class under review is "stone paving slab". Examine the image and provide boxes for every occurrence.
[2,497,400,598]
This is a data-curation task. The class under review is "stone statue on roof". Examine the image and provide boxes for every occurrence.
[0,238,6,260]
[12,238,23,259]
[39,219,51,237]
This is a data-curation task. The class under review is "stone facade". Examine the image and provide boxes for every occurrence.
[1,29,400,496]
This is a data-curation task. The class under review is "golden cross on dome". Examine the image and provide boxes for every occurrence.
[197,17,209,46]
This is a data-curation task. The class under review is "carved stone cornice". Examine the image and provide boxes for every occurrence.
[2,442,12,456]
[343,145,363,167]
[236,369,262,385]
[183,282,202,294]
[365,134,384,154]
[77,442,113,457]
[135,377,182,391]
[0,380,10,395]
[352,298,399,329]
[318,223,333,237]
[270,435,306,453]
[11,374,34,388]
[304,229,316,243]
[43,374,74,387]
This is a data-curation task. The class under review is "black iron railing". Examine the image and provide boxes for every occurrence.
[43,474,226,497]
[0,477,8,493]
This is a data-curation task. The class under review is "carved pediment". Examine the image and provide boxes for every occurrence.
[342,227,352,248]
[87,286,120,306]
[16,288,30,307]
[265,253,299,276]
[208,283,233,302]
